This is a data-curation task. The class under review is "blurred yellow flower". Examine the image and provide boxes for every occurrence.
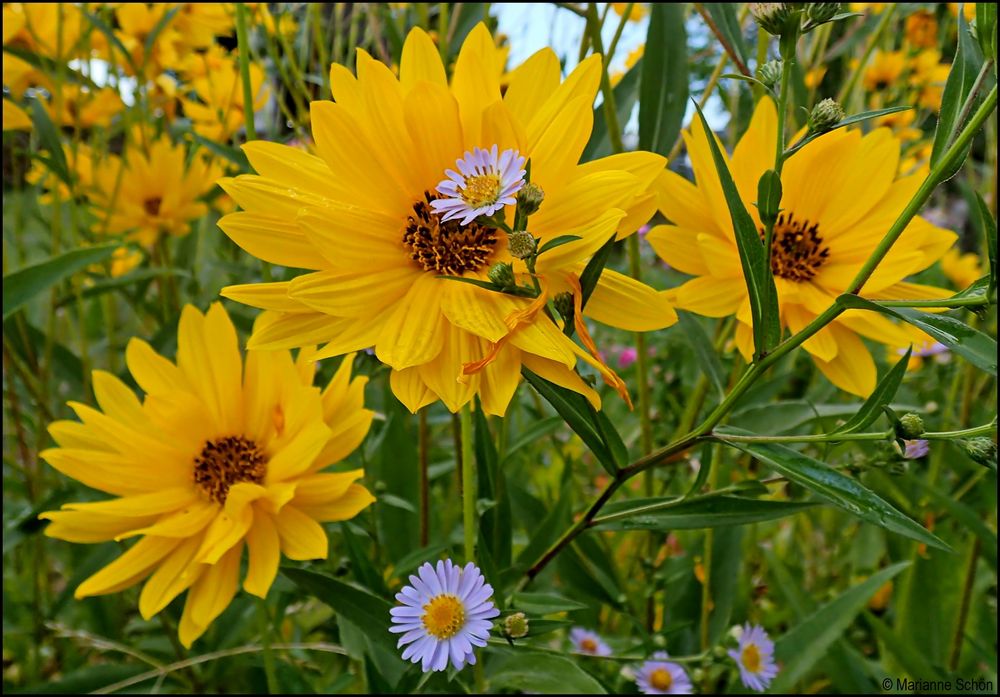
[220,24,674,415]
[4,3,91,61]
[40,304,375,647]
[109,246,144,277]
[611,44,644,86]
[909,50,950,110]
[899,142,933,174]
[92,136,223,245]
[863,50,906,92]
[2,53,38,97]
[850,3,888,13]
[649,98,956,395]
[874,109,922,143]
[804,66,827,90]
[46,85,122,129]
[904,9,938,49]
[180,58,270,141]
[948,3,976,22]
[611,3,649,21]
[940,247,984,289]
[2,99,32,131]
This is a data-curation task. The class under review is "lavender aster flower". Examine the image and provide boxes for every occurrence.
[569,627,612,656]
[904,439,930,459]
[431,145,527,224]
[389,560,499,672]
[728,623,778,692]
[635,651,693,694]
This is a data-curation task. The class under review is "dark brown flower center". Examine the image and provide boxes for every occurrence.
[761,212,830,282]
[144,197,162,216]
[402,191,499,275]
[193,436,266,504]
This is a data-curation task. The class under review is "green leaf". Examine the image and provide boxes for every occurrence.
[281,568,398,654]
[783,107,912,158]
[721,72,773,91]
[537,235,583,255]
[501,416,563,464]
[832,347,911,435]
[639,3,688,156]
[579,234,617,307]
[930,9,983,176]
[521,368,618,476]
[54,267,191,307]
[677,311,726,397]
[693,102,781,358]
[486,648,607,694]
[29,99,70,185]
[771,562,910,691]
[708,526,743,643]
[16,664,152,694]
[837,294,997,375]
[910,479,997,568]
[864,612,947,683]
[510,592,588,615]
[524,618,573,637]
[703,4,750,70]
[594,494,817,531]
[367,400,419,563]
[724,437,949,550]
[975,192,997,298]
[3,243,118,319]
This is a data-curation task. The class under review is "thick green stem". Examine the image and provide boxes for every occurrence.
[234,4,257,140]
[418,408,429,547]
[460,405,476,562]
[764,55,793,269]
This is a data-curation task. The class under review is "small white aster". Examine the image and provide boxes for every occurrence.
[569,626,612,656]
[635,652,693,695]
[389,559,500,673]
[728,623,778,692]
[431,145,527,225]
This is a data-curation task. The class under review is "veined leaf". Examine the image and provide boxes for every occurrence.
[837,294,997,375]
[677,311,726,397]
[3,244,118,319]
[594,494,817,531]
[579,234,617,308]
[930,10,983,176]
[833,347,911,435]
[639,3,688,156]
[771,562,910,691]
[693,103,781,358]
[486,648,607,694]
[975,193,997,298]
[29,99,71,185]
[724,437,949,550]
[702,4,750,70]
[511,591,588,615]
[784,107,911,159]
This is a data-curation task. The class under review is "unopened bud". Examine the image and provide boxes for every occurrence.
[507,230,536,260]
[756,59,783,89]
[749,3,797,36]
[554,292,575,323]
[962,437,997,468]
[898,413,925,439]
[516,182,545,217]
[488,262,516,288]
[803,2,842,31]
[808,98,844,134]
[504,612,529,639]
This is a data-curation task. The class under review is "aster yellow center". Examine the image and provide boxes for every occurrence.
[763,212,830,281]
[403,191,499,275]
[580,638,598,653]
[193,435,266,504]
[460,173,503,207]
[742,644,762,673]
[650,667,673,691]
[421,594,465,640]
[144,197,162,216]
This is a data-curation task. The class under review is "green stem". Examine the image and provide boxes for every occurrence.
[460,405,476,562]
[765,55,793,269]
[948,537,981,671]
[585,3,625,154]
[257,598,279,694]
[234,4,257,140]
[418,408,430,547]
[923,422,996,440]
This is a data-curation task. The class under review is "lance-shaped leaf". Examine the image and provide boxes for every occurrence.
[3,244,118,319]
[930,10,983,178]
[639,3,688,156]
[832,347,911,435]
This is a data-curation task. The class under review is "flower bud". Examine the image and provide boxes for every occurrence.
[554,291,575,323]
[504,612,529,639]
[749,3,798,36]
[898,413,925,439]
[516,182,545,217]
[756,59,783,90]
[962,437,997,468]
[808,98,844,134]
[488,262,516,288]
[507,230,537,260]
[803,2,841,31]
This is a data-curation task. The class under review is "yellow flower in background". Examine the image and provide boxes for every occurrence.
[940,247,984,289]
[40,304,375,648]
[27,142,103,203]
[46,85,123,129]
[904,9,938,49]
[611,3,649,21]
[648,98,956,396]
[900,141,933,174]
[2,99,32,131]
[948,3,976,22]
[909,50,950,110]
[4,3,91,61]
[611,44,644,86]
[113,3,189,75]
[109,246,144,277]
[874,109,923,143]
[219,24,674,415]
[862,50,906,92]
[91,136,223,245]
[180,59,270,141]
[850,3,888,13]
[804,67,826,90]
[2,52,38,97]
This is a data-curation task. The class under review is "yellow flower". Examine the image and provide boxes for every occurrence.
[611,44,644,87]
[648,98,956,395]
[874,109,922,143]
[948,3,976,22]
[940,247,984,289]
[91,136,222,245]
[46,85,123,129]
[909,50,950,110]
[219,24,674,415]
[180,57,270,140]
[804,66,827,90]
[2,99,32,131]
[863,50,906,92]
[904,9,938,49]
[2,52,38,97]
[899,142,933,174]
[849,3,888,13]
[113,3,189,74]
[611,3,649,21]
[109,246,144,277]
[39,304,375,648]
[4,3,91,61]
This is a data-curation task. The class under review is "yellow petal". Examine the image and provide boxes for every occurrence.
[182,541,242,645]
[241,141,337,200]
[389,367,437,412]
[138,535,204,619]
[245,312,354,351]
[221,282,310,312]
[287,268,419,317]
[41,510,159,543]
[125,338,189,396]
[645,225,711,276]
[521,353,601,409]
[76,536,180,598]
[503,47,561,127]
[217,211,324,270]
[297,206,411,272]
[441,282,512,342]
[450,22,501,147]
[400,27,447,90]
[375,275,446,369]
[122,500,219,540]
[266,420,331,482]
[784,304,838,362]
[479,341,521,416]
[243,512,280,597]
[674,276,745,317]
[297,483,375,522]
[418,323,481,412]
[812,323,877,396]
[274,505,328,560]
[583,269,677,331]
[654,169,716,231]
[404,81,467,188]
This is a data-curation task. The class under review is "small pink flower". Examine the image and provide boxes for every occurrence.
[618,347,638,369]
